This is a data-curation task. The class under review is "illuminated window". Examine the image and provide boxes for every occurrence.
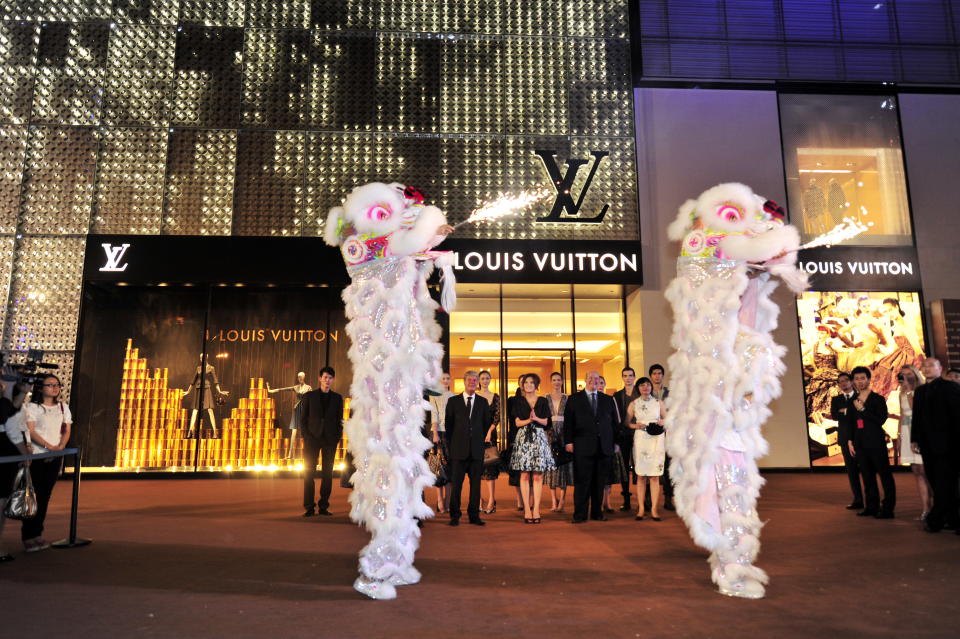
[780,94,913,247]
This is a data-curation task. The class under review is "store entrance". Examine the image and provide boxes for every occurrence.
[448,282,627,443]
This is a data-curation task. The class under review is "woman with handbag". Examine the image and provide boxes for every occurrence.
[509,374,554,524]
[627,377,666,521]
[477,370,501,514]
[429,372,455,514]
[0,374,32,562]
[543,372,573,512]
[18,374,71,552]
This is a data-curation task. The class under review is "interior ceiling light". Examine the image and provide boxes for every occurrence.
[472,339,615,353]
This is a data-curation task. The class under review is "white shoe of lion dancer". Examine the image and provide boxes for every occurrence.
[354,575,397,600]
[387,565,422,586]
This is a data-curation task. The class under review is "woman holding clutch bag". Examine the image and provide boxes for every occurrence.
[627,377,666,521]
[509,374,554,523]
[477,370,501,514]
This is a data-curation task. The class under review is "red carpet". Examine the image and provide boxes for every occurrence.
[0,473,957,638]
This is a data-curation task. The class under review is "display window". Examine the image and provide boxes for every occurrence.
[780,94,913,247]
[73,284,351,472]
[798,290,926,466]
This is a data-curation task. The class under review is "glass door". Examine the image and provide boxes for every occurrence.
[499,347,575,447]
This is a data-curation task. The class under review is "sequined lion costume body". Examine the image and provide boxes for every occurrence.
[664,183,808,599]
[325,182,456,600]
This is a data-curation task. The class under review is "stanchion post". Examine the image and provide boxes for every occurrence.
[52,447,92,549]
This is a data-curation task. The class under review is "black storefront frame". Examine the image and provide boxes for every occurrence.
[76,234,642,476]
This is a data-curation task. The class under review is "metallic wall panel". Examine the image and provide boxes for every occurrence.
[3,235,84,350]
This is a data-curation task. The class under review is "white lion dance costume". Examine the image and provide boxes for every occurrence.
[664,183,808,599]
[325,182,456,600]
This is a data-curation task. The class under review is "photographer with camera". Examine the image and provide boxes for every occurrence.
[0,364,32,562]
[9,373,72,552]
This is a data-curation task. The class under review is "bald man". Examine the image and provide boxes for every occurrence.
[563,371,620,523]
[911,357,960,533]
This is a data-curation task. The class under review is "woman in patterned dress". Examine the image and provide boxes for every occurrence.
[509,373,555,523]
[478,370,502,514]
[544,372,574,512]
[600,375,627,512]
[429,372,455,513]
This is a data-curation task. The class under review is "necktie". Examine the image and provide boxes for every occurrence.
[467,395,473,419]
[590,392,597,414]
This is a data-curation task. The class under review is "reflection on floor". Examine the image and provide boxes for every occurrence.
[2,473,955,638]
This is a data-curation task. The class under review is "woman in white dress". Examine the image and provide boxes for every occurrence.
[896,365,930,520]
[626,377,666,521]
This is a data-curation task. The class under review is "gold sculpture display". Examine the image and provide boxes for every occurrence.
[114,339,348,471]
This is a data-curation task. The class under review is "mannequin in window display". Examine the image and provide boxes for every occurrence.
[826,177,848,225]
[325,181,456,600]
[665,183,808,599]
[268,372,313,459]
[182,354,228,439]
[801,178,830,235]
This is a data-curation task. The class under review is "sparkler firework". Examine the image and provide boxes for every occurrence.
[452,188,552,230]
[798,216,872,250]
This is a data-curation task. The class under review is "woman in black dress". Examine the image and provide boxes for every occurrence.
[477,370,501,514]
[505,376,525,511]
[508,374,555,524]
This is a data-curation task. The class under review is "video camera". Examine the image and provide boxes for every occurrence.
[0,348,60,386]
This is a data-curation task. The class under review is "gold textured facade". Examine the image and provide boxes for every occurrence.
[0,2,635,470]
[114,339,349,471]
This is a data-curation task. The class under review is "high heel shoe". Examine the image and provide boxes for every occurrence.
[483,501,496,514]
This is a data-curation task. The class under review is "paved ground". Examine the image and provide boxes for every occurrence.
[1,472,957,638]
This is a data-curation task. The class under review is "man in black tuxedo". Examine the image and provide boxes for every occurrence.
[300,366,343,517]
[444,370,490,526]
[564,370,619,523]
[830,372,864,510]
[613,366,639,512]
[848,366,894,519]
[911,357,960,533]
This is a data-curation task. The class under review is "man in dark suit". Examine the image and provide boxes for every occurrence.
[848,366,894,519]
[564,370,619,523]
[911,357,960,533]
[444,370,490,526]
[300,366,343,517]
[613,366,639,512]
[830,372,864,510]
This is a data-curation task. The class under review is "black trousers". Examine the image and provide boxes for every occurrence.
[839,436,863,505]
[922,451,960,530]
[660,454,674,498]
[618,436,633,504]
[303,439,337,510]
[448,455,482,520]
[857,445,895,514]
[22,458,61,541]
[573,450,612,521]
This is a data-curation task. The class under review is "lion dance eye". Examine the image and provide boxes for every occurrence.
[367,205,391,221]
[717,204,743,223]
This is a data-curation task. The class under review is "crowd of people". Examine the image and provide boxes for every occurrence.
[419,365,675,526]
[831,357,960,532]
